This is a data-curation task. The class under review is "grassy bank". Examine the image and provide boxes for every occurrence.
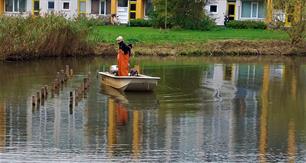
[92,26,305,56]
[91,26,289,44]
[1,18,305,61]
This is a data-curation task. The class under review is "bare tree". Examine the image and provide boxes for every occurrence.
[273,0,306,46]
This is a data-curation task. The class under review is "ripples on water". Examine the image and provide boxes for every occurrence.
[0,57,306,162]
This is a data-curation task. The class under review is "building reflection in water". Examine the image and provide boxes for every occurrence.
[0,102,5,152]
[107,98,116,157]
[106,93,143,159]
[288,120,296,163]
[0,59,305,162]
[259,65,269,163]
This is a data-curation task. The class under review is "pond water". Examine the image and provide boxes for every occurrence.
[0,56,306,162]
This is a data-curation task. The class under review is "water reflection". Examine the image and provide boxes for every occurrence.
[0,57,305,162]
[0,102,5,152]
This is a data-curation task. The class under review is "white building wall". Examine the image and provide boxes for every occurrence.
[236,0,241,20]
[39,0,80,18]
[86,0,91,14]
[205,0,227,25]
[26,0,32,13]
[205,0,248,25]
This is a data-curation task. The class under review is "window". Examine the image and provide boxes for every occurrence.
[258,2,265,18]
[251,2,258,18]
[130,4,136,11]
[5,0,13,12]
[118,0,128,7]
[130,12,135,19]
[241,2,251,18]
[242,1,265,19]
[100,0,106,15]
[210,5,217,13]
[79,1,86,13]
[48,1,55,10]
[63,2,70,10]
[5,0,26,12]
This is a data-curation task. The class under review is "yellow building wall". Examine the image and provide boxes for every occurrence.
[111,0,145,19]
[0,0,4,15]
[266,0,273,23]
[111,0,117,15]
[293,1,302,23]
[136,0,144,19]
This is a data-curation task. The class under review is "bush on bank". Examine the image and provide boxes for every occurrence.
[226,20,267,29]
[0,14,95,60]
[129,19,152,27]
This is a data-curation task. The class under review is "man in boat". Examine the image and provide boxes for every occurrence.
[116,36,131,76]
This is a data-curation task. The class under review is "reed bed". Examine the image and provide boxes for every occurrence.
[0,14,95,60]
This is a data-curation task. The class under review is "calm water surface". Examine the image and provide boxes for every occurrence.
[0,56,306,162]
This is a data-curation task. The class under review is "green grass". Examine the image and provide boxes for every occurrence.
[91,26,289,44]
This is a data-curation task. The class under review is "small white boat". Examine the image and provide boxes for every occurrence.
[99,72,160,92]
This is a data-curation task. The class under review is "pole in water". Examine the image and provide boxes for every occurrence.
[65,65,70,77]
[83,78,87,90]
[36,92,40,104]
[32,96,36,106]
[41,87,45,99]
[51,86,55,98]
[70,69,73,77]
[56,72,60,81]
[69,91,73,114]
[44,85,48,98]
[60,70,65,83]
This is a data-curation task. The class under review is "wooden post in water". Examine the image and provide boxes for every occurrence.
[69,91,73,114]
[41,87,45,100]
[44,85,48,99]
[41,87,45,106]
[36,92,40,104]
[56,72,60,81]
[60,70,65,83]
[65,65,70,78]
[54,79,59,94]
[83,78,87,91]
[88,72,91,82]
[70,69,73,77]
[32,96,36,106]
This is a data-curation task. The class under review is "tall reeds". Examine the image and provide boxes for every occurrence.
[0,14,95,60]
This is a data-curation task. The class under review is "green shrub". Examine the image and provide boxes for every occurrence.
[76,15,107,27]
[0,14,95,60]
[129,19,152,27]
[198,16,216,31]
[150,0,216,30]
[226,20,267,29]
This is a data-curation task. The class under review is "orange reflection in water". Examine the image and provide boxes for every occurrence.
[107,96,143,159]
[116,103,128,125]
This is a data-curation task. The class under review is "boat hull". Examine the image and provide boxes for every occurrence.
[99,72,160,92]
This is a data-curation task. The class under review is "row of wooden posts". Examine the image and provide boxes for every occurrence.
[32,65,73,108]
[31,65,92,114]
[69,72,91,114]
